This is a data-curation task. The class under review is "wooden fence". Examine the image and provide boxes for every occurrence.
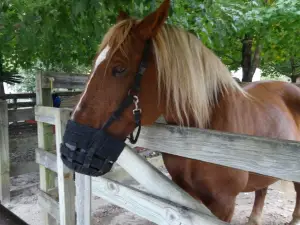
[2,91,81,123]
[33,72,300,225]
[0,77,82,204]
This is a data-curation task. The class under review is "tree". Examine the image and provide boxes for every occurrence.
[1,0,299,92]
[219,0,299,81]
[171,0,300,82]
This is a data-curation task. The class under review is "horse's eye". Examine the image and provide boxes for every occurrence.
[112,66,127,77]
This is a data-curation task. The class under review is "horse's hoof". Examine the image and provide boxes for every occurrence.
[246,217,262,225]
[288,218,300,225]
[246,222,261,225]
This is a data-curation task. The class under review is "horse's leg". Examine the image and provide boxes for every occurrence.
[246,187,268,225]
[206,196,236,222]
[289,182,300,225]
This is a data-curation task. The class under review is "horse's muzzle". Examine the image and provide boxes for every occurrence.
[60,120,125,176]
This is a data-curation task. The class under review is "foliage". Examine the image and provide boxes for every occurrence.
[261,64,291,81]
[0,0,156,73]
[261,57,300,82]
[169,0,300,76]
[1,0,300,91]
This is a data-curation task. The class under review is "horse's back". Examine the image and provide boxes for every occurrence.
[242,80,300,141]
[212,80,300,141]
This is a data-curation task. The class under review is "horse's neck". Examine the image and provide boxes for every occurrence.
[163,88,254,134]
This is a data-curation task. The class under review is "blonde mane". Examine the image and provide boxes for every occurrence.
[99,19,246,127]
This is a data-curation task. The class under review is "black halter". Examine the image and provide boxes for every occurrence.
[60,40,151,176]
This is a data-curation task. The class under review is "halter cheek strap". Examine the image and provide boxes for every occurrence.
[102,39,151,143]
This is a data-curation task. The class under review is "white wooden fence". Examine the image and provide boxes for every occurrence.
[0,100,10,204]
[0,80,81,204]
[0,99,37,203]
[34,72,300,225]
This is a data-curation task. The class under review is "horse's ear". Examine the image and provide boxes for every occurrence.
[134,0,170,40]
[117,10,130,22]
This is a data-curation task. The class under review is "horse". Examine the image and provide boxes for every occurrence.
[61,0,300,224]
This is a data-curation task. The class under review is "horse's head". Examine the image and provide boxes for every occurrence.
[60,0,171,176]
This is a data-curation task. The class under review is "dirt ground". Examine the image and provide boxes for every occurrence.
[4,123,297,225]
[3,172,297,225]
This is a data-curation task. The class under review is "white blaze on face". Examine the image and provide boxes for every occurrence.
[72,45,111,118]
[93,45,110,73]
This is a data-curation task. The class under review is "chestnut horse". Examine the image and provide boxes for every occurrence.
[66,0,300,224]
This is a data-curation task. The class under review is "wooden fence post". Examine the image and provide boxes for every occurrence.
[75,174,91,225]
[36,72,57,225]
[0,100,10,203]
[55,108,76,225]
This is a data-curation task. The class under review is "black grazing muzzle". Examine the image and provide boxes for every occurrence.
[60,40,151,177]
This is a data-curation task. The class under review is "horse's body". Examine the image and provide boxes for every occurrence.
[64,1,300,224]
[162,80,300,223]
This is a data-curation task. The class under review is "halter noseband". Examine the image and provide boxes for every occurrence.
[60,40,151,176]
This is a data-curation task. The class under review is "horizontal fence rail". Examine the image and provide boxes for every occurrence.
[35,106,300,183]
[92,176,228,225]
[3,91,82,100]
[41,72,88,89]
[135,123,300,183]
[4,91,81,123]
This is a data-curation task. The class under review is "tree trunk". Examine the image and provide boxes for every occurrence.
[0,82,5,99]
[290,57,297,83]
[291,76,297,83]
[241,35,253,82]
[241,35,261,82]
[0,54,4,99]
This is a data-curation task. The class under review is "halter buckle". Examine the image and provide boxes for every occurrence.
[133,95,142,114]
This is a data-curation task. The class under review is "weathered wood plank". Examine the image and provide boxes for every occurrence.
[42,72,88,89]
[35,106,59,125]
[55,109,76,225]
[35,148,75,176]
[8,102,35,109]
[38,190,59,222]
[0,100,10,203]
[75,174,91,225]
[92,176,228,225]
[3,93,35,99]
[135,123,300,182]
[116,146,212,216]
[36,72,57,225]
[103,155,165,183]
[4,91,81,100]
[8,108,34,122]
[35,148,58,173]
